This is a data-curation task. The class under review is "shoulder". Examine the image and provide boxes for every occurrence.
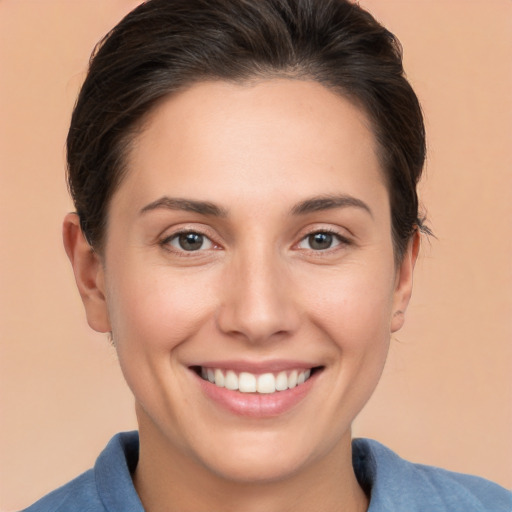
[21,470,102,512]
[353,438,512,512]
[22,432,143,512]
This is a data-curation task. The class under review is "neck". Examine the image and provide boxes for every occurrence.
[133,413,368,512]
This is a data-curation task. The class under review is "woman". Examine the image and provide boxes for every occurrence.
[22,0,511,510]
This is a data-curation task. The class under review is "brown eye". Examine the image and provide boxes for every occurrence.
[168,232,213,252]
[308,233,334,250]
[298,231,344,251]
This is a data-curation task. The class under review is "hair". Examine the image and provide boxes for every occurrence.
[67,0,428,261]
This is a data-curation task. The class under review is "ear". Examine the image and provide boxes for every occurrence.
[390,230,420,333]
[62,213,111,333]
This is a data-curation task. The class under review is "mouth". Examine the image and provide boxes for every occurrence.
[191,365,322,395]
[190,363,324,417]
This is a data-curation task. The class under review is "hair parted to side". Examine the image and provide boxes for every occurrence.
[67,0,428,261]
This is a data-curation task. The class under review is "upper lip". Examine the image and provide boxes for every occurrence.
[189,360,320,374]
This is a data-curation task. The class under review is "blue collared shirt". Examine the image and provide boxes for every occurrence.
[23,431,512,511]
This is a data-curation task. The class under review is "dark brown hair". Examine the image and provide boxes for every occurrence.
[67,0,427,260]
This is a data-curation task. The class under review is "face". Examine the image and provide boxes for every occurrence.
[67,79,416,483]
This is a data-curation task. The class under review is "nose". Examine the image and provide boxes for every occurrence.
[216,247,301,344]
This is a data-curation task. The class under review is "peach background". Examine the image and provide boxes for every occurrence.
[1,0,510,509]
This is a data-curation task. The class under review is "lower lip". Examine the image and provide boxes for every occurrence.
[194,370,318,418]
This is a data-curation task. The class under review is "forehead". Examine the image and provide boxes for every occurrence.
[113,79,387,215]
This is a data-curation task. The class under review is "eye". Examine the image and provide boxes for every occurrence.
[297,231,345,251]
[166,231,214,252]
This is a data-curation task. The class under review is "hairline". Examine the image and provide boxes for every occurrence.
[91,74,406,264]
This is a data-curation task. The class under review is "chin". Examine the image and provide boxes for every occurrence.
[189,426,342,485]
[203,448,310,484]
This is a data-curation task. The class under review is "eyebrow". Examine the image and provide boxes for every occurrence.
[290,194,373,217]
[140,197,228,217]
[140,193,372,219]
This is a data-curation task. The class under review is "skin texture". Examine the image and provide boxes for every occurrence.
[63,79,419,512]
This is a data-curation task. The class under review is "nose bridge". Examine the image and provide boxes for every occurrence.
[216,242,299,343]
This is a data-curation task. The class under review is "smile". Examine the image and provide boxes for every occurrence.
[199,367,312,394]
[191,363,323,417]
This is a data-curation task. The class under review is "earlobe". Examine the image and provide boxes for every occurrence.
[390,230,420,333]
[62,213,111,333]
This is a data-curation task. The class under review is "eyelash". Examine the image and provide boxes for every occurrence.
[160,229,218,256]
[159,228,351,255]
[296,228,351,253]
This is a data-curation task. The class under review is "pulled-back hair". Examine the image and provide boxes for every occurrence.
[67,0,427,260]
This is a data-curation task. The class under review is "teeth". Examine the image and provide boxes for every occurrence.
[214,368,225,387]
[239,372,257,392]
[200,367,313,394]
[288,370,298,389]
[257,373,275,394]
[224,370,239,390]
[275,371,288,391]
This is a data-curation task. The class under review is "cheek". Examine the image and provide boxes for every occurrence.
[104,264,220,421]
[105,263,217,354]
[301,261,396,351]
